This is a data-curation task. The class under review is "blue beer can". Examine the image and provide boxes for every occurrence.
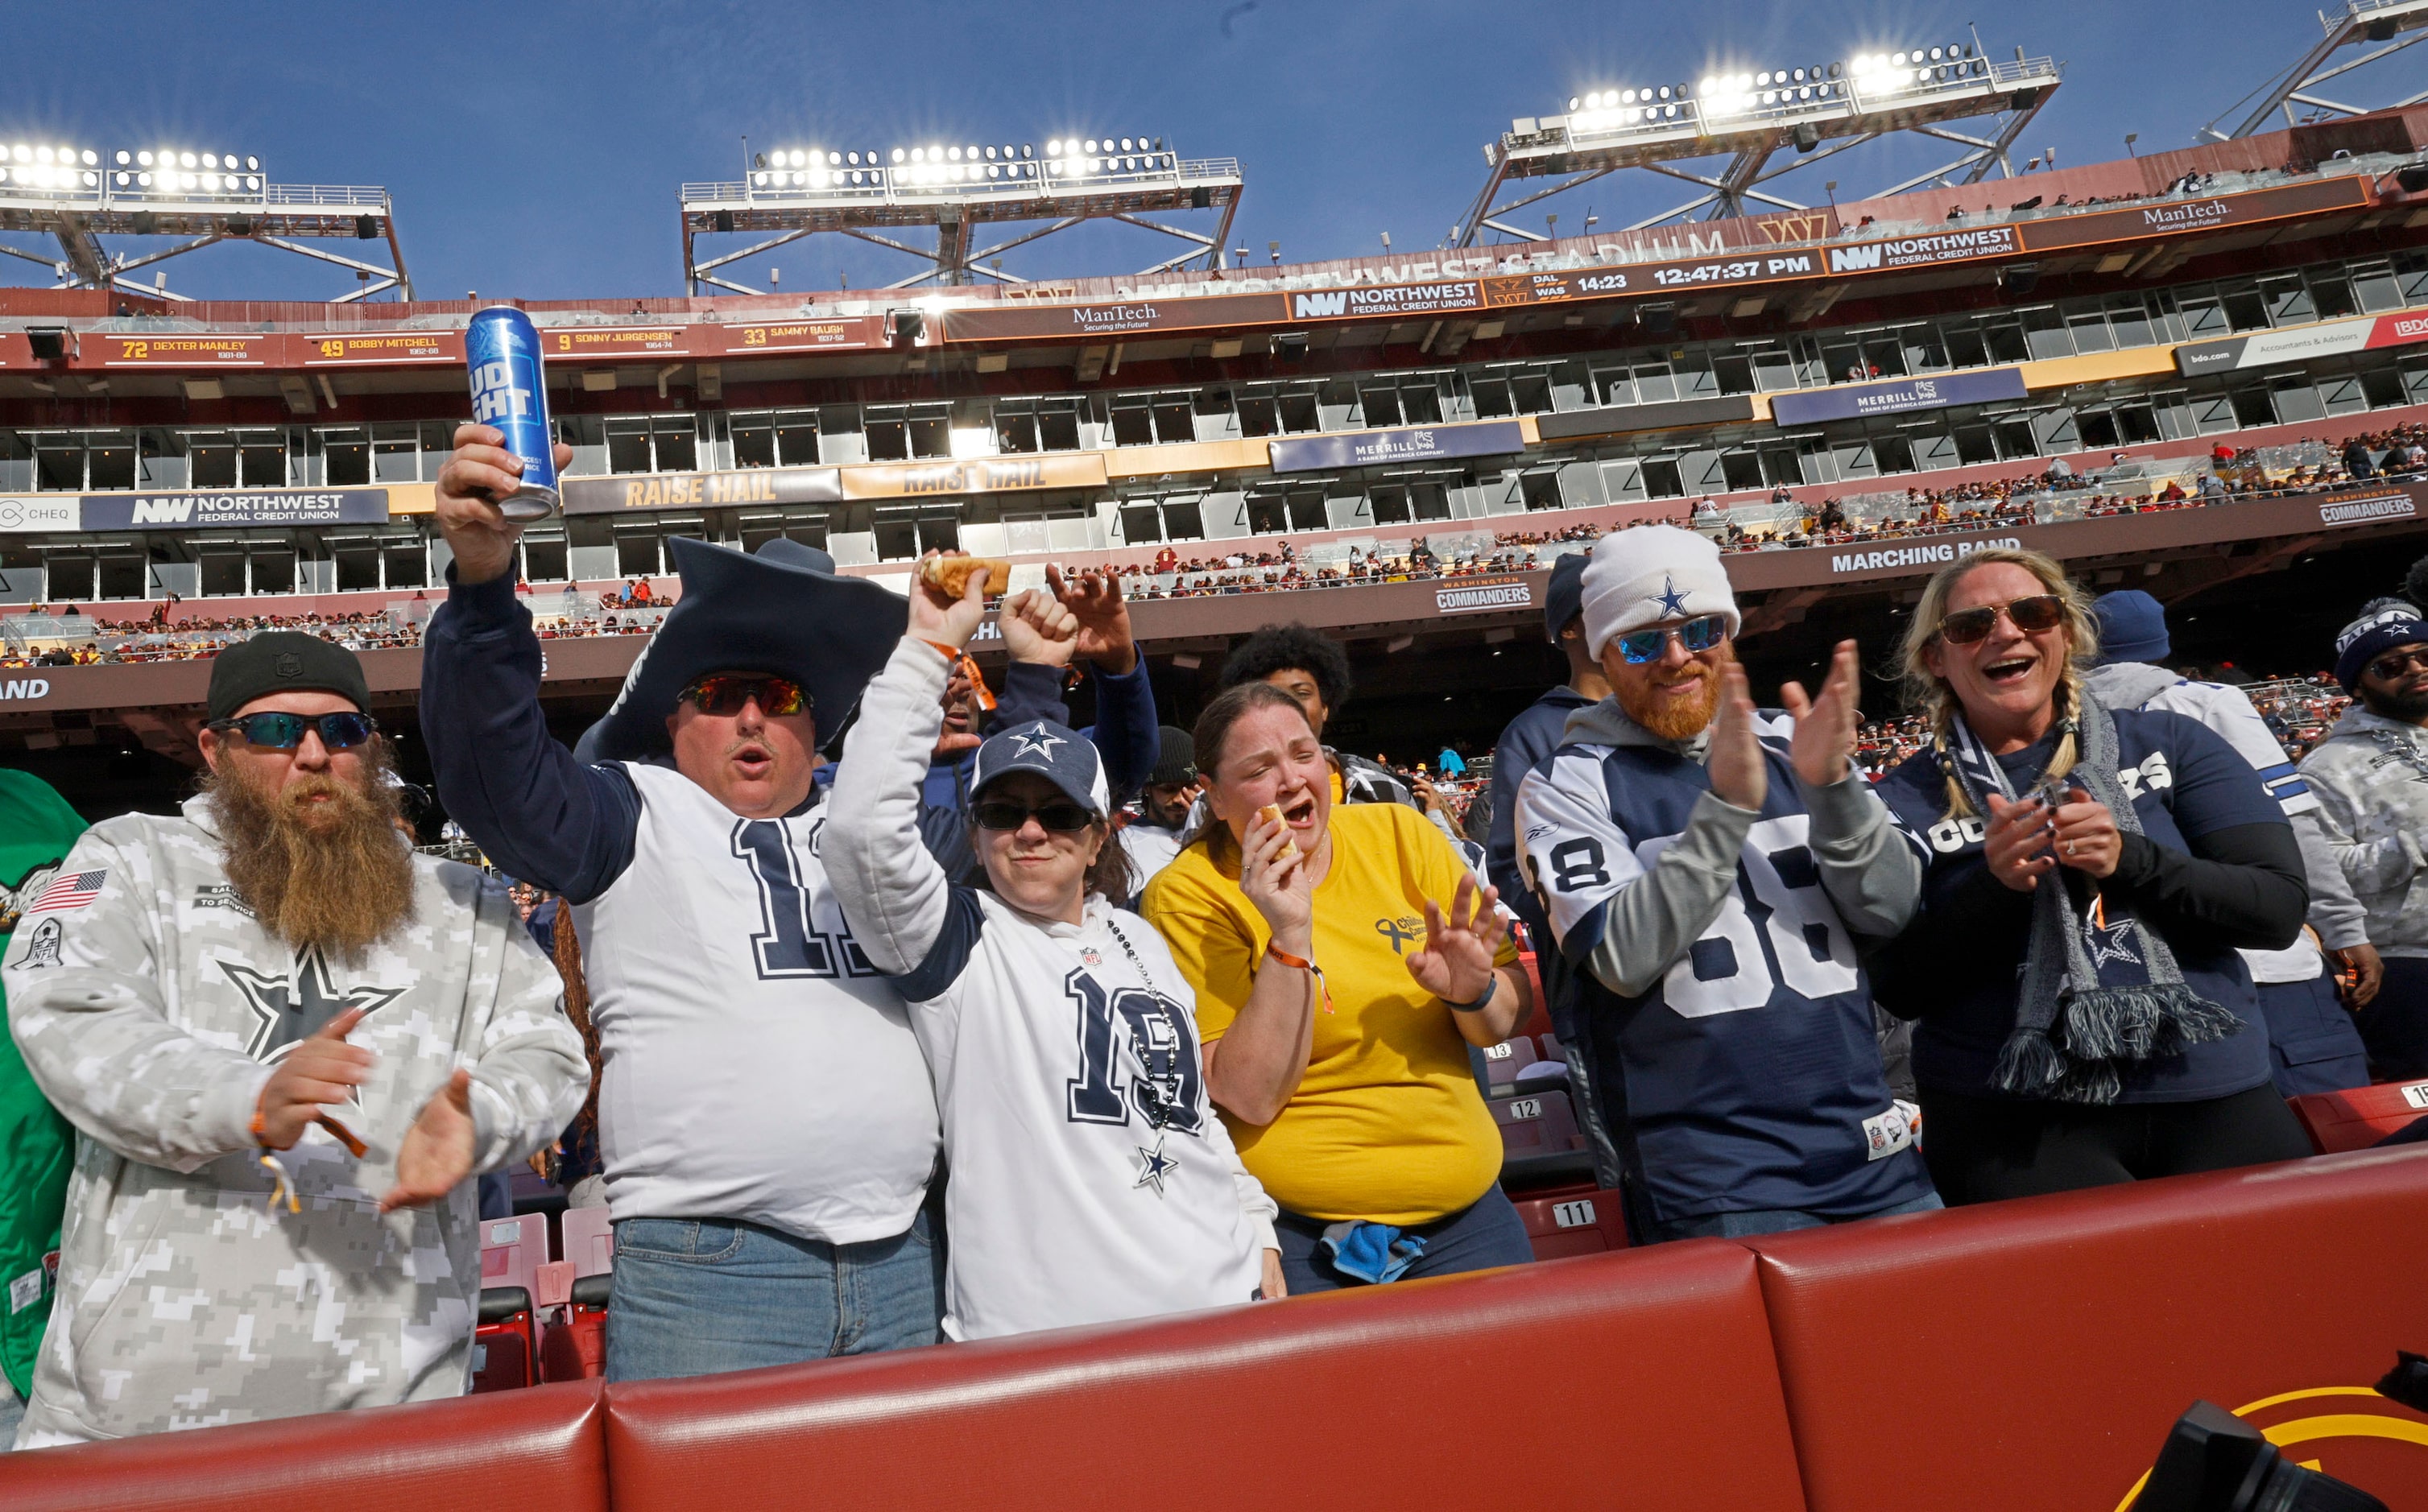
[465,306,560,520]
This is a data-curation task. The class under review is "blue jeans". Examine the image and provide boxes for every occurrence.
[604,1209,944,1382]
[1642,1189,1942,1243]
[1273,1185,1534,1295]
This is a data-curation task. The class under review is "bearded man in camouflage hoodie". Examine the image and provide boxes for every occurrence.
[2,633,586,1448]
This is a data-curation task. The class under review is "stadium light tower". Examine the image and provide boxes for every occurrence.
[2203,0,2428,139]
[678,133,1244,292]
[0,142,409,302]
[1458,38,2062,242]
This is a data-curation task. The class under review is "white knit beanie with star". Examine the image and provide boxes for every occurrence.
[1578,524,1742,660]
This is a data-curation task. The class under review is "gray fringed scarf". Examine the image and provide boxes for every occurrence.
[1939,684,2241,1103]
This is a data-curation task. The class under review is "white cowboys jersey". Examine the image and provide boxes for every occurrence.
[573,761,940,1245]
[825,639,1274,1341]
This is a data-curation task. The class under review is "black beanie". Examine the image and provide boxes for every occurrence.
[207,632,370,721]
[1148,725,1197,787]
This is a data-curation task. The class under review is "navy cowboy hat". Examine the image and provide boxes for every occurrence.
[581,535,907,763]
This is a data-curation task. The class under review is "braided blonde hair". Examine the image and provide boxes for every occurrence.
[1894,546,2103,820]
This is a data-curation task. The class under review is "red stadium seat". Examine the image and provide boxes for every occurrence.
[601,1239,1804,1512]
[540,1206,616,1383]
[1479,1033,1538,1089]
[1508,1184,1631,1259]
[1741,1146,2428,1512]
[1490,1086,1585,1158]
[560,1204,615,1277]
[480,1213,552,1296]
[0,1380,610,1512]
[2287,1078,2428,1153]
[474,1287,540,1394]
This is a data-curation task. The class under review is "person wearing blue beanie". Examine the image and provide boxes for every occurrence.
[2298,580,2428,1077]
[2088,591,2373,1096]
[1483,550,1612,1167]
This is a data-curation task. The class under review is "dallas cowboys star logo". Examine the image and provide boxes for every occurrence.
[218,949,407,1063]
[2085,916,2143,969]
[1007,724,1066,760]
[1652,574,1691,618]
[1135,1141,1181,1196]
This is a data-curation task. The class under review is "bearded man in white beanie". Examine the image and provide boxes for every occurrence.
[1512,526,1940,1243]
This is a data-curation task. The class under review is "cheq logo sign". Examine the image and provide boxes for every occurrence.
[0,498,77,533]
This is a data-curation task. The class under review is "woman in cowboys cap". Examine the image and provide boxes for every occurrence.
[826,557,1281,1340]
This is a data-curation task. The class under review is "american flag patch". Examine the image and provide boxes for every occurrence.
[28,870,104,913]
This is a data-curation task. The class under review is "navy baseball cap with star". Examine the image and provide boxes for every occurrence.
[971,719,1110,816]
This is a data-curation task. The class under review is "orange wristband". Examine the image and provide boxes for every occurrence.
[916,637,960,663]
[1264,941,1334,1014]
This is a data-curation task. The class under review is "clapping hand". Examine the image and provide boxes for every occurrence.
[380,1068,478,1214]
[1406,874,1505,1005]
[1781,640,1861,788]
[1705,660,1768,811]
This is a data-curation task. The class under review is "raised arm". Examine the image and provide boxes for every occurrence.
[424,424,641,903]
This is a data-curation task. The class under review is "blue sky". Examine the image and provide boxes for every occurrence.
[0,0,2395,303]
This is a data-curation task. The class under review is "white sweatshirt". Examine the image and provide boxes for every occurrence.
[827,640,1276,1341]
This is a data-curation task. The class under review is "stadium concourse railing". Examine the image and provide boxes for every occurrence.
[2,1146,2423,1511]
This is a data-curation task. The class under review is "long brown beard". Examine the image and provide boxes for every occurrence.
[1619,647,1731,741]
[205,738,417,958]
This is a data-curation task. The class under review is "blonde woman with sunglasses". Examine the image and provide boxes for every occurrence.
[1868,547,2313,1204]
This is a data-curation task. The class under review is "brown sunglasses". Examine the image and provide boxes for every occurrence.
[1938,594,2066,646]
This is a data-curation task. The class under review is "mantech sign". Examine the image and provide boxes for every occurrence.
[936,176,2376,345]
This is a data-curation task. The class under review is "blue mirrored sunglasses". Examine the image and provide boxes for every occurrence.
[1615,614,1729,664]
[207,711,378,750]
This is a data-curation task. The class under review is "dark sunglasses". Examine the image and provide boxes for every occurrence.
[1938,594,2066,646]
[678,675,808,717]
[1615,613,1729,664]
[2367,647,2428,683]
[971,799,1097,832]
[207,711,378,750]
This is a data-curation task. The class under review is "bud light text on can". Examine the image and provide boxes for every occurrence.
[465,307,560,521]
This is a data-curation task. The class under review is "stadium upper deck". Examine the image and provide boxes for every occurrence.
[2,106,2427,769]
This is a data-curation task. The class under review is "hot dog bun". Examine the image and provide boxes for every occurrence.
[1257,803,1300,854]
[920,556,1015,599]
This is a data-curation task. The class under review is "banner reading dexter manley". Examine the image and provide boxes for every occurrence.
[1769,367,2029,426]
[80,489,390,530]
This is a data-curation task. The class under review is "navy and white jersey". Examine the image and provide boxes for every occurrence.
[419,571,941,1246]
[1872,708,2281,1103]
[574,763,940,1244]
[1513,720,1932,1225]
[827,641,1275,1342]
[2091,666,2323,984]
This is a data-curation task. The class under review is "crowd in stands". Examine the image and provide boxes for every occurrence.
[2,423,2422,669]
[6,416,2424,1452]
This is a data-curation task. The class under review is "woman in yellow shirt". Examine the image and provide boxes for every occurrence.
[1142,683,1535,1293]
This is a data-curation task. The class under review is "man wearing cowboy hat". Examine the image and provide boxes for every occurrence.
[423,427,1108,1378]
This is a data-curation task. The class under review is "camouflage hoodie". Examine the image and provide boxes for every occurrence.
[2,795,587,1445]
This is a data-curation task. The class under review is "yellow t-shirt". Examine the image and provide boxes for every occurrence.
[1142,802,1516,1225]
